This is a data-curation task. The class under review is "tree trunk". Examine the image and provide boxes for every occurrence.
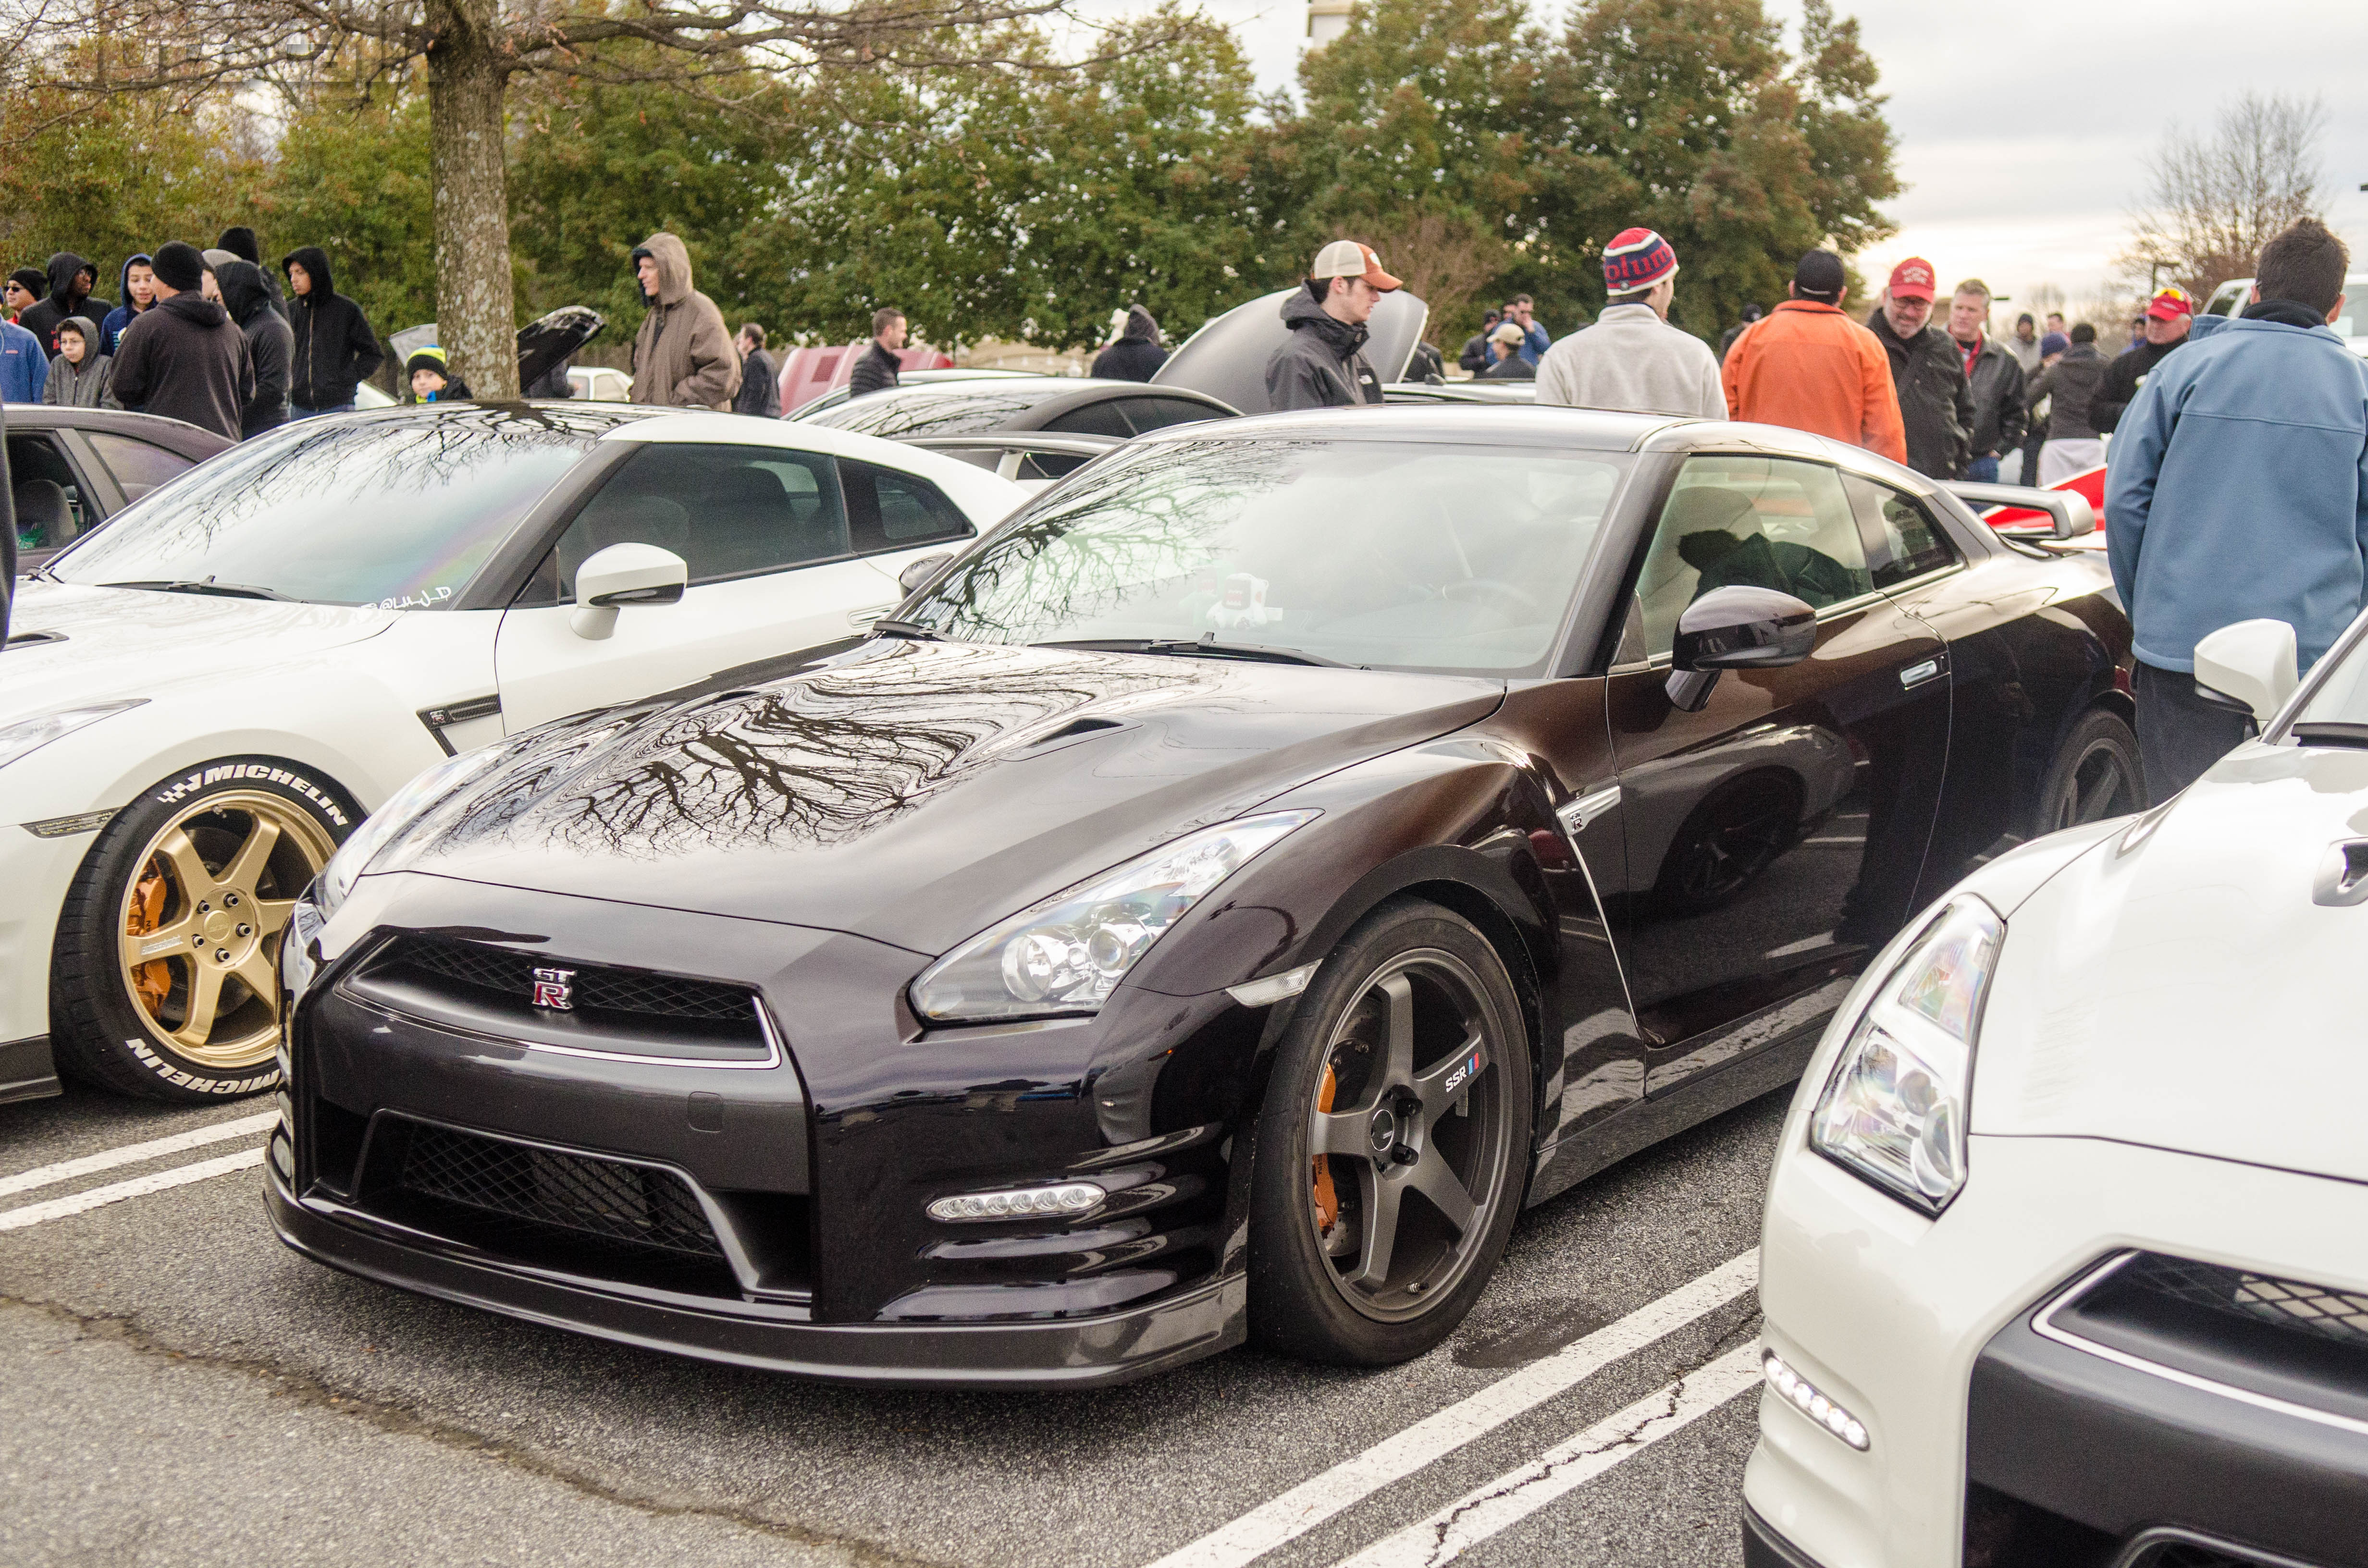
[426,0,519,400]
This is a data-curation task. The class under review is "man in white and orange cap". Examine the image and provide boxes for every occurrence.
[2094,284,2194,433]
[1535,227,1723,417]
[1266,239,1400,411]
[1864,255,1974,478]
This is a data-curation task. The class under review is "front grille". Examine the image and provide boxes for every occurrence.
[2122,1254,2368,1353]
[393,935,754,1022]
[395,1121,724,1260]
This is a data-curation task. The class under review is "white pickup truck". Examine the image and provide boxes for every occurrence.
[2201,272,2368,356]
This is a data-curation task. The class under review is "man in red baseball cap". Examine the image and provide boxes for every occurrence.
[2095,284,2194,433]
[1266,240,1401,411]
[1863,255,1974,478]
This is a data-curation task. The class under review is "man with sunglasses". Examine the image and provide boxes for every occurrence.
[2095,285,2194,433]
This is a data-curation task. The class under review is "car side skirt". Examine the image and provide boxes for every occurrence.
[0,1034,61,1103]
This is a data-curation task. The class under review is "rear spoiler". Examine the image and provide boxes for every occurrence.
[1944,480,2096,540]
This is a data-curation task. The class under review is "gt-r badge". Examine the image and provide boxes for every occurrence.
[530,968,576,1010]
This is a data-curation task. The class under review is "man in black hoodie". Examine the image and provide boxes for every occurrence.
[1265,240,1399,411]
[216,227,286,318]
[216,260,291,437]
[110,241,254,440]
[17,253,112,357]
[281,246,384,415]
[1091,305,1168,381]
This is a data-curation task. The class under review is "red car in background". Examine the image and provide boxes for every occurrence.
[773,341,957,415]
[1981,462,2107,549]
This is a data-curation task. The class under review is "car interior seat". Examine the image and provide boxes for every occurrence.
[12,479,74,549]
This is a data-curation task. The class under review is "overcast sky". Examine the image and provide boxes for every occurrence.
[1084,0,2368,310]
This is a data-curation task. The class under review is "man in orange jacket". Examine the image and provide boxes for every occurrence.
[1721,249,1907,464]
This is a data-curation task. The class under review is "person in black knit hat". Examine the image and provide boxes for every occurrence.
[110,241,254,440]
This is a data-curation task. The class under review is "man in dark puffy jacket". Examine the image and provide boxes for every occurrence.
[1864,257,1973,478]
[110,241,253,441]
[2094,285,2194,433]
[1266,240,1398,411]
[733,323,780,417]
[1945,279,2026,482]
[1091,305,1168,381]
[17,253,111,357]
[281,246,384,416]
[216,260,291,437]
[847,307,905,399]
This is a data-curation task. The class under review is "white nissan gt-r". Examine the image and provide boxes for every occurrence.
[1,403,1024,1103]
[1745,614,2368,1568]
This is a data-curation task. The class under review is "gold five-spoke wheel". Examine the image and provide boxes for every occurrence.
[115,792,334,1070]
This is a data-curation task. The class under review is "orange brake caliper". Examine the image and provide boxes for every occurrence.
[1312,1062,1341,1236]
[126,859,172,1015]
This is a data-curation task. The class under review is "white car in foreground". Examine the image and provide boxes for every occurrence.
[2,403,1022,1103]
[1746,614,2368,1568]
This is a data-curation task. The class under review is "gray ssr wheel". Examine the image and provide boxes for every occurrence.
[1247,898,1533,1365]
[2038,709,2145,829]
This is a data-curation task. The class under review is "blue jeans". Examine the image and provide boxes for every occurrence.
[1965,455,1999,483]
[291,403,355,419]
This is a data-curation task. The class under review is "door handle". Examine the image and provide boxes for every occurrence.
[1899,656,1945,689]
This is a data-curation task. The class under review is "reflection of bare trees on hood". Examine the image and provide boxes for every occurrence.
[417,643,1203,863]
[911,438,1325,641]
[819,391,1047,437]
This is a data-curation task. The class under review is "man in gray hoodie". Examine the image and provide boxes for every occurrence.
[1535,228,1724,418]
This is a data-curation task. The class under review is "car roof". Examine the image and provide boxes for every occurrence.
[603,407,1028,516]
[1,404,238,456]
[1135,404,1690,452]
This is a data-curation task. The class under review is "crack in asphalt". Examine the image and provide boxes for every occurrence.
[1,1292,948,1568]
[1415,1320,1759,1568]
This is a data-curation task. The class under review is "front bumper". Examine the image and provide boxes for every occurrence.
[1746,1132,2368,1568]
[0,821,97,1075]
[266,1159,1244,1387]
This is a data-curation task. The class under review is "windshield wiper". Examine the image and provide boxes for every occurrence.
[101,578,294,602]
[869,617,945,641]
[1036,634,1347,668]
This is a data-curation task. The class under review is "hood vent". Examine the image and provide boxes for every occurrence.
[2313,840,2368,907]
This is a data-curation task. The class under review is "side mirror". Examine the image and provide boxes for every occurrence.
[1665,585,1817,712]
[569,542,688,641]
[2193,618,2297,727]
[897,552,953,596]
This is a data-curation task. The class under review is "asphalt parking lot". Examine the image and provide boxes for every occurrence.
[0,1079,1782,1568]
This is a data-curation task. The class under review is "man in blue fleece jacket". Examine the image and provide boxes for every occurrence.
[2106,217,2368,798]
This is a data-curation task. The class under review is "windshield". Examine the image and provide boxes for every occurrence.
[807,386,1074,437]
[900,437,1628,674]
[51,407,605,610]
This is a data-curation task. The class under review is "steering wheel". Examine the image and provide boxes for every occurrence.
[1442,578,1541,612]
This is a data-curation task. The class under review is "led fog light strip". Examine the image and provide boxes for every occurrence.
[1762,1348,1870,1450]
[927,1181,1106,1222]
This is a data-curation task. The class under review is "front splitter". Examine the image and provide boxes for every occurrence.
[266,1166,1246,1389]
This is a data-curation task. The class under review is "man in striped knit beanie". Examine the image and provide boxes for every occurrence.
[1535,228,1726,419]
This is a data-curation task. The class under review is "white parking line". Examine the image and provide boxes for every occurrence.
[1329,1342,1764,1568]
[0,1148,266,1232]
[0,1112,276,1200]
[1143,1251,1757,1568]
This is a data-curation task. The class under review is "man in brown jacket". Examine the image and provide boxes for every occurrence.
[628,233,740,409]
[1720,249,1907,464]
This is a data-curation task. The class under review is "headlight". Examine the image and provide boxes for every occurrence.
[313,745,508,915]
[912,810,1319,1022]
[1809,895,2002,1214]
[0,699,147,771]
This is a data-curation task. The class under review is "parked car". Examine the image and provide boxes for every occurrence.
[2201,272,2366,357]
[785,367,1035,422]
[269,404,2134,1387]
[795,376,1240,478]
[774,341,958,416]
[567,366,632,403]
[0,403,1024,1105]
[1746,611,2368,1568]
[6,406,234,569]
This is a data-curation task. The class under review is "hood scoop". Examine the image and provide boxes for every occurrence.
[2313,839,2368,907]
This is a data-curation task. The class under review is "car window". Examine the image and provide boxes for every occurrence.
[1042,400,1134,439]
[1635,455,1874,657]
[7,433,93,545]
[552,442,851,595]
[1843,475,1958,588]
[1111,396,1226,433]
[84,431,195,501]
[840,459,974,551]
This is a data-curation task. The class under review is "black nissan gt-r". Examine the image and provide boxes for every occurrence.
[270,406,2135,1386]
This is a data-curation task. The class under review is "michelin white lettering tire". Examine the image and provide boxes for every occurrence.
[49,759,354,1102]
[1246,898,1532,1366]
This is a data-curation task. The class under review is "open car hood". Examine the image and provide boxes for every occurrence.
[383,639,1501,954]
[1971,741,2368,1184]
[1155,288,1429,415]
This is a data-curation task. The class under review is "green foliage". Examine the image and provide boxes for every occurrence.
[252,92,436,333]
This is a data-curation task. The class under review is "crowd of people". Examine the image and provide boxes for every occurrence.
[1258,218,2365,802]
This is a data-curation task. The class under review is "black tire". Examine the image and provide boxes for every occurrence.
[1651,770,1804,917]
[50,758,356,1102]
[2036,709,2144,832]
[1246,898,1533,1366]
